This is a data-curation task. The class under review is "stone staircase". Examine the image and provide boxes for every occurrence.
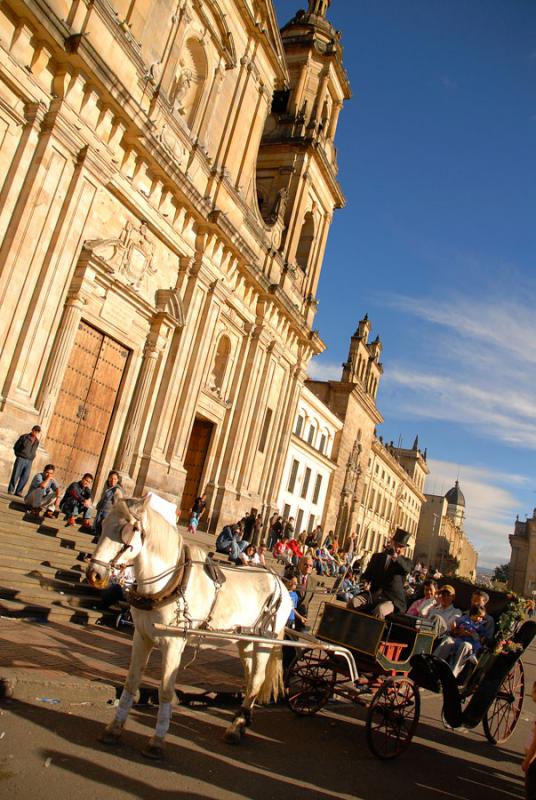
[0,490,114,625]
[0,490,337,628]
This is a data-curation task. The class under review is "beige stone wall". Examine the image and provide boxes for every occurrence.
[509,512,536,596]
[357,440,427,561]
[415,492,478,577]
[0,1,348,531]
[306,380,382,544]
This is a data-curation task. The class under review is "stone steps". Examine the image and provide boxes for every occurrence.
[0,595,109,625]
[0,490,339,630]
[0,567,93,596]
[0,560,85,583]
[0,491,108,625]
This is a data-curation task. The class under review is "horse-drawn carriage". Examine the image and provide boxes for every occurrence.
[285,599,535,759]
[87,493,535,760]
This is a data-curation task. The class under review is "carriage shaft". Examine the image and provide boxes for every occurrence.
[152,623,358,683]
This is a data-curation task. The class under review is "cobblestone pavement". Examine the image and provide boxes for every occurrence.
[0,614,243,697]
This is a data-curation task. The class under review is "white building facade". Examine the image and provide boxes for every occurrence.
[277,386,342,535]
[357,438,428,561]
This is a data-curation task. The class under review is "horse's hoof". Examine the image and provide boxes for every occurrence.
[223,727,243,745]
[142,744,164,760]
[99,730,121,746]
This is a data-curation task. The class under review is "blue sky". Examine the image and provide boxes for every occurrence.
[273,1,536,569]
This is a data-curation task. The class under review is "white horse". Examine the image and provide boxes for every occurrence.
[87,494,292,759]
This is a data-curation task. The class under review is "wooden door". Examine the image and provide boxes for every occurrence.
[181,418,213,521]
[46,321,128,485]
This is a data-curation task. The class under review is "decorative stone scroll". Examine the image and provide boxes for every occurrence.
[83,219,158,293]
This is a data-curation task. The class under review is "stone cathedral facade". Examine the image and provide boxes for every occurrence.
[0,0,349,529]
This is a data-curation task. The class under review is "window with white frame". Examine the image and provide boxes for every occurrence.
[288,460,299,493]
[301,467,312,499]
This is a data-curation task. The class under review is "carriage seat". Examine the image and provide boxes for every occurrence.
[386,612,436,633]
[378,640,407,662]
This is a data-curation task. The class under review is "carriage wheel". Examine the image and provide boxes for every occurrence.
[286,648,336,716]
[483,660,525,744]
[366,678,420,759]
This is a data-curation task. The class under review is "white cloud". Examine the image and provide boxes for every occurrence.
[381,292,536,449]
[306,359,342,381]
[425,458,525,569]
[378,291,536,568]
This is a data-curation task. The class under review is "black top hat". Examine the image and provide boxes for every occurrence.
[393,528,411,547]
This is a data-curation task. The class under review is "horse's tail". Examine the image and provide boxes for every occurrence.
[256,628,285,705]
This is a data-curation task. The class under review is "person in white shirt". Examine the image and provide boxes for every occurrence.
[428,584,461,636]
[238,544,260,566]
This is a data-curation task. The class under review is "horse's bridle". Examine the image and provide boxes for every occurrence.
[89,517,145,577]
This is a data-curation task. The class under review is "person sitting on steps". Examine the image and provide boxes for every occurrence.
[93,470,123,537]
[215,522,249,563]
[24,464,61,518]
[60,472,94,528]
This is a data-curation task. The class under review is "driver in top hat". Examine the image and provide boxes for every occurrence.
[347,528,412,619]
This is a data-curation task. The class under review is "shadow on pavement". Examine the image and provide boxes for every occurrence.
[3,697,526,800]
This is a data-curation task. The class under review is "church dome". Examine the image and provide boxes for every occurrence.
[445,480,465,507]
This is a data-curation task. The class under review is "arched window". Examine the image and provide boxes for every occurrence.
[211,335,231,393]
[296,212,315,272]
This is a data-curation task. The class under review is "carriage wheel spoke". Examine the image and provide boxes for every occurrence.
[286,649,336,716]
[483,660,525,744]
[366,678,420,760]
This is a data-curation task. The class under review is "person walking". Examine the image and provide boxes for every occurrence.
[188,493,207,534]
[8,425,41,496]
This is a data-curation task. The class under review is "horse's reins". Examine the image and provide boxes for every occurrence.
[89,518,145,576]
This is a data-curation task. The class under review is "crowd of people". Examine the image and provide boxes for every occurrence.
[2,428,512,681]
[7,429,534,797]
[7,425,123,532]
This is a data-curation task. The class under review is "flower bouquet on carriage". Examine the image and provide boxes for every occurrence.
[492,594,526,656]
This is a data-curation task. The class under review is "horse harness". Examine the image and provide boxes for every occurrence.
[129,553,283,638]
[95,516,282,636]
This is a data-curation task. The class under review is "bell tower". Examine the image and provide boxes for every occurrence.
[256,1,350,312]
[341,314,383,400]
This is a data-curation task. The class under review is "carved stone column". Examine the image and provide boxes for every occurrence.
[115,337,161,478]
[118,297,184,486]
[38,296,85,431]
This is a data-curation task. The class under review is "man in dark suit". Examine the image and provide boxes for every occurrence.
[348,528,412,619]
[294,555,319,631]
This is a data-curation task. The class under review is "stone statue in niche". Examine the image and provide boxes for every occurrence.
[172,65,194,116]
[271,187,288,220]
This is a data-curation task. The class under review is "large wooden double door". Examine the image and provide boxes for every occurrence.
[46,321,128,486]
[180,418,214,522]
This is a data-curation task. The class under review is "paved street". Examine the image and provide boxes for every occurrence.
[0,629,533,799]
